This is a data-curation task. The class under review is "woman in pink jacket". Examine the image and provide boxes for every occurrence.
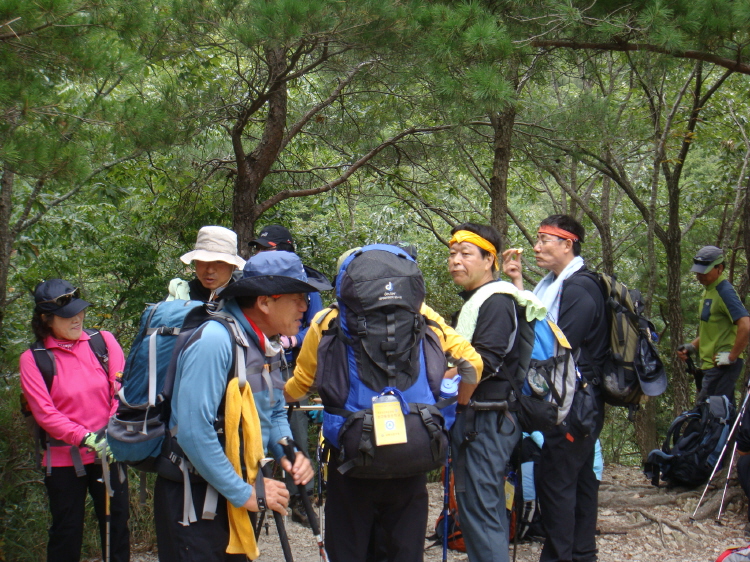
[19,279,130,562]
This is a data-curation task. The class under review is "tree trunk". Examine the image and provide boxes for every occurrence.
[0,165,13,339]
[489,106,516,248]
[665,174,690,415]
[599,176,614,275]
[232,47,289,256]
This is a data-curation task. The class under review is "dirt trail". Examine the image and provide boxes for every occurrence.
[124,464,749,562]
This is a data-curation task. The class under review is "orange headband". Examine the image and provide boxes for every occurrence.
[538,225,579,242]
[449,230,499,271]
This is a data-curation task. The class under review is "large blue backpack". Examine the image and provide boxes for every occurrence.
[645,395,734,488]
[107,300,247,471]
[316,244,449,478]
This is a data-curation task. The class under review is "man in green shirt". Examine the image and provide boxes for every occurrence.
[677,245,750,405]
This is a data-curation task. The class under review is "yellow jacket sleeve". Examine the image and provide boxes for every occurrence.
[285,308,335,400]
[420,303,483,385]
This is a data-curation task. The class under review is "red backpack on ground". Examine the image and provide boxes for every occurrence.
[717,545,750,561]
[430,468,466,552]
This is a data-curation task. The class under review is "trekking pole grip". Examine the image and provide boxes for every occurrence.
[260,461,294,562]
[279,437,321,535]
[279,437,328,560]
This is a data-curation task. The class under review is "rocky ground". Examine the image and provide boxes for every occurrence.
[122,464,749,562]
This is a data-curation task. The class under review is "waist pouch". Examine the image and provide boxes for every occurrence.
[565,378,600,439]
[516,394,558,433]
[329,403,448,479]
[473,378,512,402]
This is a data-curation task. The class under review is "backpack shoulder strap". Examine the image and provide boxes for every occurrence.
[315,306,338,329]
[84,328,109,372]
[30,342,56,393]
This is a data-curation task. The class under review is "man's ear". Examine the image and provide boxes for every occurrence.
[256,295,272,314]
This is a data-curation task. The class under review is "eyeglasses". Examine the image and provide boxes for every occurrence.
[535,237,565,246]
[38,288,80,307]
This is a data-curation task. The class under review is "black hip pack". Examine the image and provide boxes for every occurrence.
[326,402,448,479]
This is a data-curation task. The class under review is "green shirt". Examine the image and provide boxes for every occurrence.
[697,273,749,370]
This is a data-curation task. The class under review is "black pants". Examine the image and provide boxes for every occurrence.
[325,455,428,562]
[738,454,750,522]
[154,476,246,562]
[538,426,600,562]
[44,463,130,562]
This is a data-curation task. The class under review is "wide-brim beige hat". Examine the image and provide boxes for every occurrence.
[180,226,246,269]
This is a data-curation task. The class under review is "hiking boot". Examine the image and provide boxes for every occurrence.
[292,503,311,527]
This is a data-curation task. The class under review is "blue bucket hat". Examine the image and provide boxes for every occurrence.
[221,251,332,298]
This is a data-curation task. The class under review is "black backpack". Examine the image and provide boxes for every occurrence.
[317,244,449,478]
[507,435,545,542]
[20,329,109,472]
[644,395,734,487]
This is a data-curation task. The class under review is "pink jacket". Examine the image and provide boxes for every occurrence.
[19,330,124,467]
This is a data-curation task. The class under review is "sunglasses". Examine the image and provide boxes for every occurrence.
[38,288,80,307]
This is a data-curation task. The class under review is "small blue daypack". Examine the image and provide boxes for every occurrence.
[316,244,449,478]
[522,318,577,427]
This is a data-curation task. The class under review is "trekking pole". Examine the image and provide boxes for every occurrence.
[442,449,450,562]
[104,484,110,562]
[685,353,703,393]
[717,440,739,524]
[691,387,750,520]
[260,460,295,562]
[279,437,328,561]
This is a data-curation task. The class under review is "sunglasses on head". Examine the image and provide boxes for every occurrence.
[39,288,80,307]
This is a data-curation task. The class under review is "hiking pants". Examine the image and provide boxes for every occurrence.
[154,476,246,562]
[697,359,744,407]
[738,454,750,522]
[325,453,428,562]
[450,408,521,562]
[44,462,130,562]
[538,426,599,562]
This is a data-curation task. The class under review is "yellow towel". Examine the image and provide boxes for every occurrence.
[224,377,265,559]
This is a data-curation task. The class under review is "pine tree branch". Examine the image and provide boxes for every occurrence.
[253,126,452,217]
[13,152,142,236]
[530,40,750,75]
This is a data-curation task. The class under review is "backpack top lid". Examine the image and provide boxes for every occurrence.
[335,244,426,389]
[336,244,424,315]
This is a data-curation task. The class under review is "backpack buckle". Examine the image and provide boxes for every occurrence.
[357,317,367,338]
[168,452,183,467]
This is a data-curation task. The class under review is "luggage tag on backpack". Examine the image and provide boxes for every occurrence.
[372,394,408,446]
[547,319,572,349]
[504,479,515,511]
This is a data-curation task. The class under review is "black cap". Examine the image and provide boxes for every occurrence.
[392,241,418,261]
[34,279,91,318]
[690,246,724,274]
[249,225,294,250]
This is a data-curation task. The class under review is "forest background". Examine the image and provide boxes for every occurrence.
[2,0,750,558]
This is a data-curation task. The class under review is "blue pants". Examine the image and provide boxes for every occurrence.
[698,359,744,407]
[451,409,520,562]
